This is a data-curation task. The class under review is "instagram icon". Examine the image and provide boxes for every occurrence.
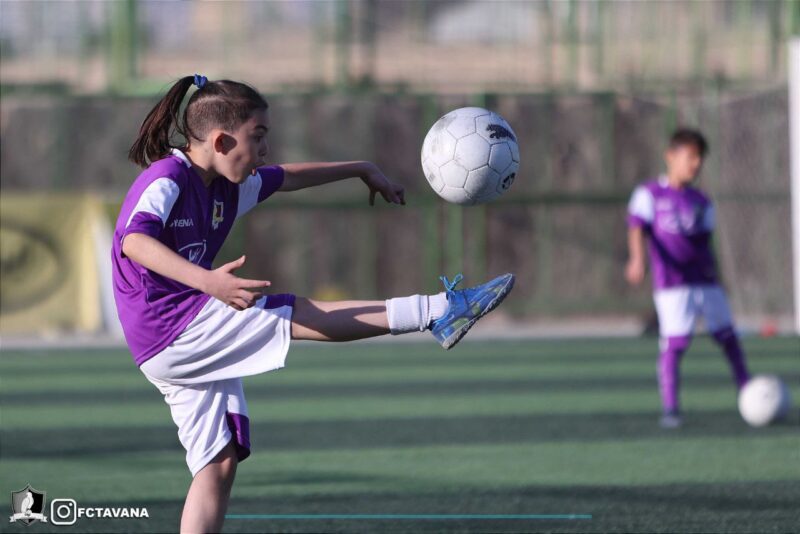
[50,499,77,525]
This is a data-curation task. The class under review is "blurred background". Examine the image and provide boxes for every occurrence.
[1,0,797,339]
[2,5,799,532]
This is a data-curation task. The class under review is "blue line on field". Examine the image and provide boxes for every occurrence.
[226,514,592,520]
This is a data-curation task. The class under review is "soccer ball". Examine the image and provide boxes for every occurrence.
[737,374,792,427]
[421,107,519,205]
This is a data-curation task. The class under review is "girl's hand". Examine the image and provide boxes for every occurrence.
[361,164,406,206]
[203,256,271,310]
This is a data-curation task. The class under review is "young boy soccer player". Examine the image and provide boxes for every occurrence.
[625,128,750,429]
[113,75,514,532]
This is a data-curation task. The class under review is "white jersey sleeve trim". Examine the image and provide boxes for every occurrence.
[702,204,715,231]
[628,186,655,223]
[125,177,181,228]
[237,172,263,219]
[170,148,192,168]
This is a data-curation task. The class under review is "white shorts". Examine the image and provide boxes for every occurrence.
[140,294,294,476]
[653,284,733,338]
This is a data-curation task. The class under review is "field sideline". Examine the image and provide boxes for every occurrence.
[1,336,798,533]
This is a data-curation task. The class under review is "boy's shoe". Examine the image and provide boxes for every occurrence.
[430,273,515,350]
[659,410,683,429]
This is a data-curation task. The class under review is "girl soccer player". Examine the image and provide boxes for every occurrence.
[625,128,750,429]
[112,75,514,532]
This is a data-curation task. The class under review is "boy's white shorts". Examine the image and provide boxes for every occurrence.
[653,284,733,338]
[140,294,294,476]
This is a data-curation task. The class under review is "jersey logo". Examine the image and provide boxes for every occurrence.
[178,241,206,265]
[211,200,224,230]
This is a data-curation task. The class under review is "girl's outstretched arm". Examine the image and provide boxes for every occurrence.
[122,233,270,310]
[278,161,405,205]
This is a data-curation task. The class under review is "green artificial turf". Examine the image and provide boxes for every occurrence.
[1,336,798,533]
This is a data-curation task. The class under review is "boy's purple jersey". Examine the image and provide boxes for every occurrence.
[627,176,717,290]
[112,149,284,365]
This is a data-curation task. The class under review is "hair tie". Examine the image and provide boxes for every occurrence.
[193,74,208,89]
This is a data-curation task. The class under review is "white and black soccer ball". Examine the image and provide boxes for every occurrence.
[421,107,519,205]
[738,374,792,427]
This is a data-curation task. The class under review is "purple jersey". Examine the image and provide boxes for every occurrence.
[627,176,717,290]
[112,149,284,365]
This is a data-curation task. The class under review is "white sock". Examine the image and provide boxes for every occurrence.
[427,292,448,324]
[385,292,448,335]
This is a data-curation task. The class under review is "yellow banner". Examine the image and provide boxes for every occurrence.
[0,194,107,335]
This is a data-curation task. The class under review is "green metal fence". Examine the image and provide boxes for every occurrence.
[1,1,797,96]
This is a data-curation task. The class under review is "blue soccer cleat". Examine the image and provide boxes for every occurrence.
[430,273,515,350]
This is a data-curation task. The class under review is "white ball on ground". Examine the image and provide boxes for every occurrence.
[737,374,791,427]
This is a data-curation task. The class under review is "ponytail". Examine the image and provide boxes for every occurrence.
[128,76,194,167]
[128,76,269,168]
